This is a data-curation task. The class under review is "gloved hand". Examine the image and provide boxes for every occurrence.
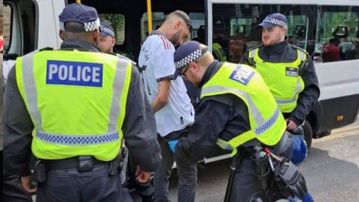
[286,119,298,132]
[302,192,314,202]
[135,165,153,184]
[291,134,307,165]
[168,140,178,153]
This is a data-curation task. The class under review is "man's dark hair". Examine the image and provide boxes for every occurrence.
[329,37,340,46]
[62,21,97,42]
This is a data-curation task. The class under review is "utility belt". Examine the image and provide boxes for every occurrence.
[235,132,308,200]
[31,153,125,184]
[239,131,290,158]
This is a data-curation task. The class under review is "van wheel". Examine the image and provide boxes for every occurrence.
[303,120,313,150]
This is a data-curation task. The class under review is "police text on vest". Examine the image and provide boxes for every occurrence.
[46,60,103,87]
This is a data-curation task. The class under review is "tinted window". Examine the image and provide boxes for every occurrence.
[212,4,318,62]
[317,6,359,62]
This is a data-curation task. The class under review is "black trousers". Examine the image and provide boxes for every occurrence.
[229,132,293,202]
[36,165,132,202]
[2,174,33,202]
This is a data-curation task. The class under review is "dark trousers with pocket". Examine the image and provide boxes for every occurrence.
[36,163,132,202]
[154,135,198,202]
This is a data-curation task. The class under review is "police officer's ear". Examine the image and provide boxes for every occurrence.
[111,37,116,47]
[188,61,199,72]
[93,29,100,42]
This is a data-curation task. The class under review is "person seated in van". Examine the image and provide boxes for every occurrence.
[227,35,247,63]
[322,37,340,62]
[192,25,205,44]
[339,36,355,60]
[213,21,228,62]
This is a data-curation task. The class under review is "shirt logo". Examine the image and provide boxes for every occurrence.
[229,65,255,85]
[285,67,299,77]
[46,60,103,87]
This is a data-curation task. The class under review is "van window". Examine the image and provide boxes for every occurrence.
[140,12,205,43]
[212,3,318,63]
[317,6,359,62]
[141,12,166,42]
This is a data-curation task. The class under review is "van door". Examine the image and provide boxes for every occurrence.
[3,0,65,80]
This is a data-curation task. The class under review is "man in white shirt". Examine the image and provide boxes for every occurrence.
[138,10,197,202]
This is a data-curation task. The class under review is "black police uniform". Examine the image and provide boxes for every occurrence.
[4,3,160,201]
[100,19,157,202]
[174,61,293,202]
[4,38,160,202]
[241,41,320,126]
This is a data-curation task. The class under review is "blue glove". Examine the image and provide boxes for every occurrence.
[302,192,314,202]
[291,134,307,165]
[168,140,178,153]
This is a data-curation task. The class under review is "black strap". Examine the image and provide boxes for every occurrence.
[44,156,109,171]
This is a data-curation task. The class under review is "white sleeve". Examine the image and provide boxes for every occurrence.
[152,38,176,80]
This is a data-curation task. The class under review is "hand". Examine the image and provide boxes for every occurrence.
[286,119,298,131]
[168,140,178,153]
[135,166,152,184]
[21,176,37,193]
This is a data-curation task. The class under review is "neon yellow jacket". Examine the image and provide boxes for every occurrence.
[201,62,286,155]
[248,48,307,113]
[16,50,132,161]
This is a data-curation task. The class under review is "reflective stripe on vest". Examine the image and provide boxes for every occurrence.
[201,63,286,156]
[16,50,132,161]
[248,48,306,113]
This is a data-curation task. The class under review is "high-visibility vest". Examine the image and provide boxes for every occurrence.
[201,62,286,156]
[248,47,307,113]
[213,42,227,62]
[15,50,132,161]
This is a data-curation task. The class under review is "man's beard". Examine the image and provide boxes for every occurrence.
[168,30,181,46]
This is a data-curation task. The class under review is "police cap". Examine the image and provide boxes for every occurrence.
[100,19,115,38]
[258,13,288,29]
[59,3,100,32]
[174,40,207,78]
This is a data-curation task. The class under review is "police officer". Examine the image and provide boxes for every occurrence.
[241,13,320,135]
[3,3,160,202]
[99,19,156,202]
[213,22,227,62]
[171,40,310,202]
[98,19,117,54]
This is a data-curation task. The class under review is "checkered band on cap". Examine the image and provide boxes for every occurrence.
[60,18,100,32]
[263,17,287,28]
[101,26,115,37]
[175,48,203,69]
[84,18,100,32]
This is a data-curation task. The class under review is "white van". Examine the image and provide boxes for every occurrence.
[3,0,65,55]
[3,0,359,162]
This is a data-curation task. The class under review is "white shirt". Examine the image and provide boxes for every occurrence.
[138,33,194,136]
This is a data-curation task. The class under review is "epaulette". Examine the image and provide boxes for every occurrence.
[289,44,309,56]
[39,47,54,52]
[245,44,263,67]
[247,44,263,52]
[289,44,309,74]
[114,53,137,66]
